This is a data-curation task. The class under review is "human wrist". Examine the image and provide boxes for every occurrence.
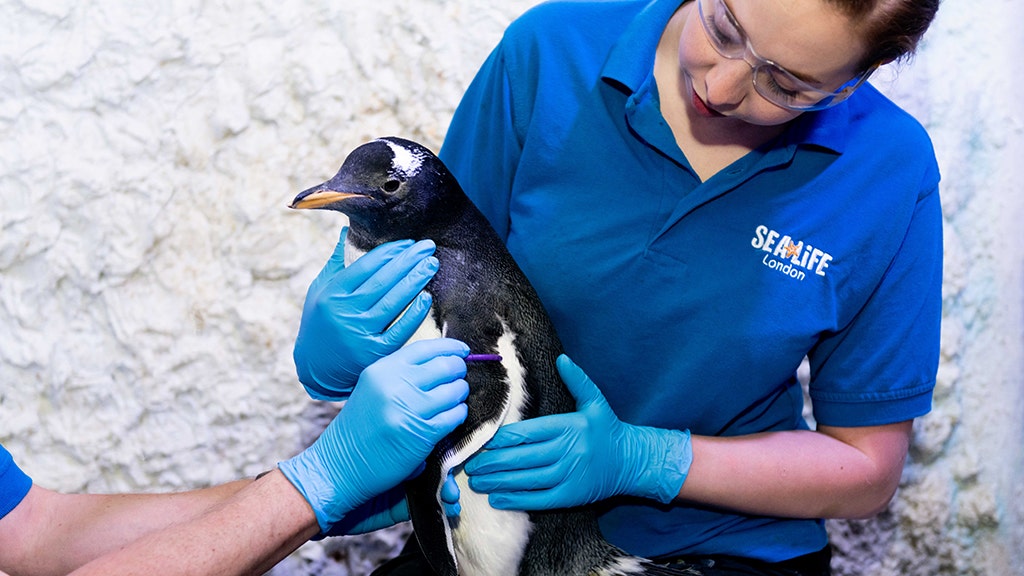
[278,446,358,534]
[628,426,693,504]
[256,469,322,534]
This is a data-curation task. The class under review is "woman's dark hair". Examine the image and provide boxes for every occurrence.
[827,0,941,72]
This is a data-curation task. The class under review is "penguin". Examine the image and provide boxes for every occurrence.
[290,137,698,576]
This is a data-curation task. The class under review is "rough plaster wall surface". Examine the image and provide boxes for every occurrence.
[0,0,534,572]
[827,1,1024,574]
[0,0,1021,575]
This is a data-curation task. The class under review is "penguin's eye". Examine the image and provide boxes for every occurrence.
[382,179,401,193]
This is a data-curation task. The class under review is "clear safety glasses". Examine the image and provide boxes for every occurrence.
[696,0,877,112]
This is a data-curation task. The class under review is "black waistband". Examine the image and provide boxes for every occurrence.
[657,545,832,576]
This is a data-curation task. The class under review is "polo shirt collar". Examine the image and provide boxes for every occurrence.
[785,105,851,154]
[601,0,681,94]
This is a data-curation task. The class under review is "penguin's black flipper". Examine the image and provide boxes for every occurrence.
[406,453,458,576]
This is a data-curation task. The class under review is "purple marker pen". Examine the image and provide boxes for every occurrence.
[465,354,503,362]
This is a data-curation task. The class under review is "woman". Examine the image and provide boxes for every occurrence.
[294,0,942,573]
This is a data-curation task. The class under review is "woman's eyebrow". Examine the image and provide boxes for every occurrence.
[725,0,827,86]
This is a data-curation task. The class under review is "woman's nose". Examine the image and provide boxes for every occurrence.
[704,58,753,108]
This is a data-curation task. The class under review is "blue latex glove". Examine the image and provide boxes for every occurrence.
[280,338,470,533]
[294,227,439,401]
[464,355,693,510]
[325,474,462,536]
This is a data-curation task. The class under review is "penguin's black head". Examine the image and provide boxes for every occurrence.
[290,137,462,242]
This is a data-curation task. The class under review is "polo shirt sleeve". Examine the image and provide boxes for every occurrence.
[439,25,528,241]
[808,183,943,427]
[1,443,33,520]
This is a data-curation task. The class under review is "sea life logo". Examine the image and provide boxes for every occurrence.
[751,225,833,281]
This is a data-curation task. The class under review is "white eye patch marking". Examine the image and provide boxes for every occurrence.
[380,139,425,179]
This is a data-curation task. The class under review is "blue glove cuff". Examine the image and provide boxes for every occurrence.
[278,455,346,534]
[636,428,693,504]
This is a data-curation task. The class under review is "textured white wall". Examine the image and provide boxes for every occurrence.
[0,1,1020,575]
[827,1,1024,573]
[0,1,534,572]
[827,1,1024,574]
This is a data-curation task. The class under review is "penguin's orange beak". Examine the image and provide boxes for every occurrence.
[289,190,363,210]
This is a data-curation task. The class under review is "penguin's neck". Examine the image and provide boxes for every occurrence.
[345,201,473,252]
[344,222,436,252]
[344,224,388,254]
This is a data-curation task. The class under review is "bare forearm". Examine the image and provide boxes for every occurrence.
[70,470,319,576]
[1,480,251,576]
[676,422,912,519]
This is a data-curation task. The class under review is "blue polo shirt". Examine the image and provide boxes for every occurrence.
[1,443,32,520]
[439,0,941,563]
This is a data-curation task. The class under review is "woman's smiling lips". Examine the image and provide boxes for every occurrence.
[691,88,725,118]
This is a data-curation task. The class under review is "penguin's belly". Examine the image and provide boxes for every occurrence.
[346,242,532,575]
[449,328,532,576]
[410,314,532,576]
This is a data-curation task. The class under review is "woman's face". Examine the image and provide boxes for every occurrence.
[677,0,869,126]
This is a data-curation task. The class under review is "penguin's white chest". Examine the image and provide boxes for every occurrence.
[407,312,533,576]
[346,242,532,576]
[412,314,532,576]
[448,328,532,576]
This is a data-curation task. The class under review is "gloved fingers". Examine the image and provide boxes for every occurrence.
[468,459,567,494]
[355,257,437,338]
[394,377,468,438]
[379,291,434,347]
[326,485,410,536]
[444,500,461,518]
[337,239,427,297]
[482,413,575,449]
[422,378,471,413]
[556,354,611,411]
[441,471,461,505]
[442,472,462,517]
[348,240,436,302]
[402,468,461,516]
[486,485,574,511]
[422,400,469,437]
[387,379,468,440]
[353,341,467,431]
[310,239,419,326]
[380,337,468,364]
[304,228,353,301]
[316,226,352,283]
[465,434,566,476]
[387,339,470,383]
[333,238,414,290]
[370,251,437,312]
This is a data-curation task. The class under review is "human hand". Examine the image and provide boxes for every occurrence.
[293,227,439,401]
[280,339,470,533]
[464,355,692,510]
[321,485,409,537]
[323,473,462,536]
